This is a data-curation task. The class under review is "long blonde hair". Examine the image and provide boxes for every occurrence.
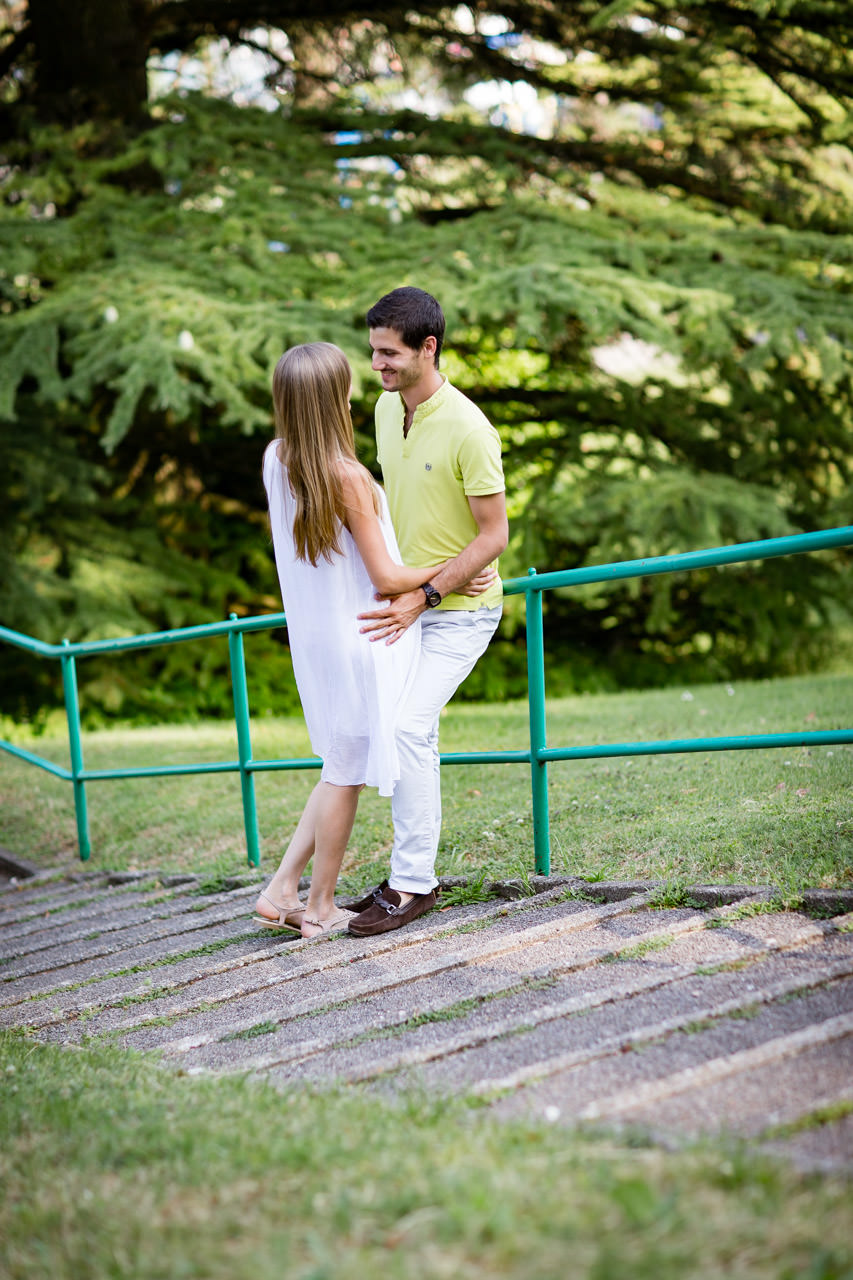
[272,342,376,566]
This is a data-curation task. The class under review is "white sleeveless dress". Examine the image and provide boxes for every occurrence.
[263,440,420,796]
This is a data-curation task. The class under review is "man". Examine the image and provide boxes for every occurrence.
[345,287,508,937]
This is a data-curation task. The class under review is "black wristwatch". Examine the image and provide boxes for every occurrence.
[421,582,442,609]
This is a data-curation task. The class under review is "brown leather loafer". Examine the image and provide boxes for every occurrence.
[339,879,389,913]
[347,886,440,936]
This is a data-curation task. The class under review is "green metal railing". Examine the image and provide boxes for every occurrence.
[2,525,852,874]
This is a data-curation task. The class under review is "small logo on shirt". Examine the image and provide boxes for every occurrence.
[424,462,432,471]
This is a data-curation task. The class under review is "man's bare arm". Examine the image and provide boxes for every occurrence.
[428,492,508,599]
[358,492,508,644]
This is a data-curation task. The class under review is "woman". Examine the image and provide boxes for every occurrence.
[253,342,469,937]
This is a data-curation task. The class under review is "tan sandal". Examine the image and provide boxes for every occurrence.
[253,892,306,932]
[301,911,352,937]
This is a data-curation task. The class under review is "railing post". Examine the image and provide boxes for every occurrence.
[525,568,550,875]
[61,640,90,860]
[228,615,261,868]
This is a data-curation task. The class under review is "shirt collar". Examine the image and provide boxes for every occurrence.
[400,375,450,424]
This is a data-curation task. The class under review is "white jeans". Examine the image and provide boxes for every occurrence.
[389,606,502,894]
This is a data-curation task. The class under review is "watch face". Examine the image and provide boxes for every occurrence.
[423,583,441,607]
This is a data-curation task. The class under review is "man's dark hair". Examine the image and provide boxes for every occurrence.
[366,287,445,366]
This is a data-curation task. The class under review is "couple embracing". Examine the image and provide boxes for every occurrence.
[253,287,508,939]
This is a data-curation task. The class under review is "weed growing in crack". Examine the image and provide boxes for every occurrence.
[222,1020,279,1042]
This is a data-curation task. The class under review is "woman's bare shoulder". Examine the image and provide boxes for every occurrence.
[335,456,374,498]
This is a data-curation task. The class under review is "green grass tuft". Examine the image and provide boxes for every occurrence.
[222,1019,280,1042]
[438,870,503,908]
[646,882,708,911]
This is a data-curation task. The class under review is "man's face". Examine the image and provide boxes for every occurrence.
[369,326,434,393]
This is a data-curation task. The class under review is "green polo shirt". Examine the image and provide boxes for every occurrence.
[375,377,504,611]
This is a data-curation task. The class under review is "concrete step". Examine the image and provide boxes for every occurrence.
[756,1109,853,1175]
[179,927,852,1080]
[0,872,110,907]
[0,914,266,1005]
[0,886,266,981]
[0,881,200,948]
[9,892,823,1050]
[31,892,657,1046]
[1,874,850,1173]
[260,931,852,1088]
[0,926,278,1027]
[4,892,519,1027]
[0,871,164,917]
[0,882,259,965]
[60,901,822,1061]
[160,900,821,1068]
[490,987,853,1167]
[577,1013,853,1131]
[0,884,519,1006]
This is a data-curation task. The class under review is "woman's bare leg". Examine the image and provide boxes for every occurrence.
[255,781,363,928]
[254,782,325,919]
[301,782,363,935]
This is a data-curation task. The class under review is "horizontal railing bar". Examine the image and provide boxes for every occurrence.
[2,612,290,661]
[439,750,532,766]
[228,613,287,634]
[63,611,289,658]
[502,526,853,596]
[79,749,536,781]
[227,750,533,774]
[7,731,849,784]
[0,739,72,780]
[79,762,242,781]
[0,625,59,658]
[539,729,853,763]
[248,751,533,771]
[246,757,322,772]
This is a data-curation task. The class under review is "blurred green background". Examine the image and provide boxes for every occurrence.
[2,1,851,725]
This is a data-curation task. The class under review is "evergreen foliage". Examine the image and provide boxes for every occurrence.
[0,3,851,719]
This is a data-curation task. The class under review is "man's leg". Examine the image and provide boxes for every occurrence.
[389,606,501,895]
[347,607,500,937]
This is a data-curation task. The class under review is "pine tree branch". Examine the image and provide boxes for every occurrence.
[700,2,852,106]
[307,107,849,231]
[404,14,708,107]
[147,0,449,53]
[747,51,828,132]
[230,31,290,73]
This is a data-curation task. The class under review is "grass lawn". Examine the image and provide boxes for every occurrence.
[1,1030,851,1280]
[0,672,851,895]
[2,675,851,1279]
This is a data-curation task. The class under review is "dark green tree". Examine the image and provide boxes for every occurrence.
[1,2,851,718]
